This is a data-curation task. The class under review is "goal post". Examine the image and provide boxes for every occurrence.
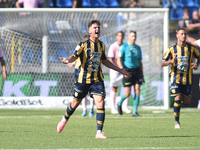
[163,9,170,109]
[0,8,169,109]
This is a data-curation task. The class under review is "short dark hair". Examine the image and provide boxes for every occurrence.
[130,30,137,35]
[117,31,125,37]
[176,28,186,33]
[88,20,100,29]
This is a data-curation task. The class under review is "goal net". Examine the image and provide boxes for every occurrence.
[0,8,169,109]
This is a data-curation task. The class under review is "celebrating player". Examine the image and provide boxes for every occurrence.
[67,33,95,117]
[117,31,145,117]
[57,20,131,139]
[161,28,200,129]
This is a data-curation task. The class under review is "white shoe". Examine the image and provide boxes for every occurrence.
[122,107,131,114]
[111,109,118,114]
[175,122,181,129]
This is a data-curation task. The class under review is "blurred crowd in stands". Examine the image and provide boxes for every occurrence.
[0,0,148,8]
[165,0,200,35]
[0,0,199,36]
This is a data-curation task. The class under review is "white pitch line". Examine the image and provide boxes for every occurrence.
[0,114,199,119]
[4,147,200,150]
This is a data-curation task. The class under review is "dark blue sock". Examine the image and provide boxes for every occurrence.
[64,103,75,120]
[173,100,181,122]
[96,108,105,131]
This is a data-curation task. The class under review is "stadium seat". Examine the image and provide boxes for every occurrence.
[81,24,88,34]
[60,49,68,58]
[50,47,68,62]
[101,37,109,50]
[22,48,34,62]
[57,0,73,8]
[162,0,184,8]
[170,8,183,20]
[179,0,199,7]
[194,0,200,7]
[82,0,91,7]
[38,49,42,62]
[50,0,54,7]
[90,0,107,7]
[105,0,119,7]
[101,37,107,44]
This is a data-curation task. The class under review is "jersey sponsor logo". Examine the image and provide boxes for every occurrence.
[86,48,94,51]
[177,56,189,61]
[88,57,100,72]
[87,52,101,72]
[176,56,189,73]
[177,61,188,73]
[90,52,102,57]
[173,53,180,56]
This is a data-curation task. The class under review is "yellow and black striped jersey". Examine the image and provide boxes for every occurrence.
[73,38,107,84]
[162,42,200,85]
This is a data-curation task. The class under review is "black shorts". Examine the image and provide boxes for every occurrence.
[122,67,143,87]
[73,82,106,100]
[170,82,192,98]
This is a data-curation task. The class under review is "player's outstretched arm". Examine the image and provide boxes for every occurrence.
[187,35,199,47]
[60,55,77,64]
[102,59,131,77]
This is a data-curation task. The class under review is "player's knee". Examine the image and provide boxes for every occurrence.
[175,95,181,100]
[95,98,105,108]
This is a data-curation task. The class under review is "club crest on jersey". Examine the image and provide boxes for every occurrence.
[171,89,176,94]
[75,92,78,97]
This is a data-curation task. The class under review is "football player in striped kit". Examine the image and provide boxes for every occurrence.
[161,28,200,129]
[57,20,131,138]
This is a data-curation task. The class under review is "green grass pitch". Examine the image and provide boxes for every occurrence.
[0,108,200,150]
